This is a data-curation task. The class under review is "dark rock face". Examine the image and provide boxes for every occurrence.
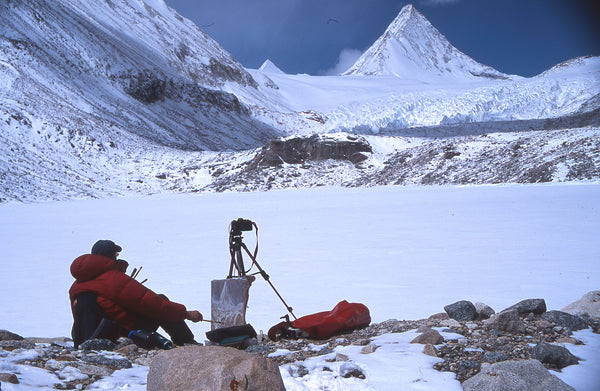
[204,58,258,88]
[120,70,251,115]
[121,70,167,104]
[251,134,372,167]
[444,301,478,322]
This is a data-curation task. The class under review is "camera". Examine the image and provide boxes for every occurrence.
[230,218,254,235]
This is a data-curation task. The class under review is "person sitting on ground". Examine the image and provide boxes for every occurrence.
[69,239,203,348]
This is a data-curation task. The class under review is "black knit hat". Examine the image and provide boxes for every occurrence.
[91,240,122,260]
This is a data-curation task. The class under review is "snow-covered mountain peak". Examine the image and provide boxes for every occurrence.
[387,3,419,33]
[259,59,286,74]
[343,4,509,81]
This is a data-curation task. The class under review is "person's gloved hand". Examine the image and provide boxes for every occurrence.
[186,311,203,322]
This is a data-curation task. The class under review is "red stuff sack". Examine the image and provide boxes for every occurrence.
[291,300,371,339]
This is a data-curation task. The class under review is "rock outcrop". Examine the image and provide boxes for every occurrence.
[250,133,372,168]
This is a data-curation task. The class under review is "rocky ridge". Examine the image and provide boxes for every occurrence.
[1,292,598,389]
[195,125,600,194]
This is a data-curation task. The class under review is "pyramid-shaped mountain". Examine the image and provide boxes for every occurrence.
[343,4,509,81]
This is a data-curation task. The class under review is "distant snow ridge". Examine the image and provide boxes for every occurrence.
[344,4,509,81]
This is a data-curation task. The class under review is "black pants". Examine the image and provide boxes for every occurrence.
[131,293,196,346]
[71,292,121,349]
[72,293,195,348]
[133,316,195,346]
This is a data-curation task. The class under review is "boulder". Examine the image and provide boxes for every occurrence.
[444,300,478,321]
[0,372,19,384]
[422,344,438,357]
[79,339,117,351]
[428,312,449,321]
[463,359,576,391]
[360,343,378,354]
[287,363,309,378]
[483,309,526,333]
[474,302,495,320]
[561,291,600,319]
[483,351,508,363]
[0,330,23,341]
[541,310,587,331]
[530,342,579,369]
[410,329,444,345]
[81,353,132,369]
[147,345,285,391]
[501,298,546,315]
[340,362,366,379]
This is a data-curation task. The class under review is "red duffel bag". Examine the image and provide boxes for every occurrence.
[269,300,371,340]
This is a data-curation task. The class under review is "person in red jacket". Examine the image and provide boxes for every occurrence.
[69,240,203,348]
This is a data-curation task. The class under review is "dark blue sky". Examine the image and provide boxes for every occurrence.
[164,0,600,77]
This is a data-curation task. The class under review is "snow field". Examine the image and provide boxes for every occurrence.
[0,183,599,389]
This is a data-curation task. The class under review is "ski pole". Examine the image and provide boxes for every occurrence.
[201,319,223,324]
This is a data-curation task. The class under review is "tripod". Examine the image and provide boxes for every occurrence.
[227,218,297,320]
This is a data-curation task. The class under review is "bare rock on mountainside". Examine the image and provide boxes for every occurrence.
[249,134,372,168]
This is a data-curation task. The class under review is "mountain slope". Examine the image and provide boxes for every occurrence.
[0,1,598,203]
[0,0,277,151]
[343,4,509,81]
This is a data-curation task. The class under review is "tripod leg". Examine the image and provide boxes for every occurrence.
[228,252,235,278]
[241,243,296,319]
[235,249,245,276]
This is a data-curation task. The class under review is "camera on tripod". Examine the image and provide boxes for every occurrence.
[230,218,254,236]
[225,217,296,319]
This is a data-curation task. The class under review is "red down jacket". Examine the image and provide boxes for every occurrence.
[69,254,187,330]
